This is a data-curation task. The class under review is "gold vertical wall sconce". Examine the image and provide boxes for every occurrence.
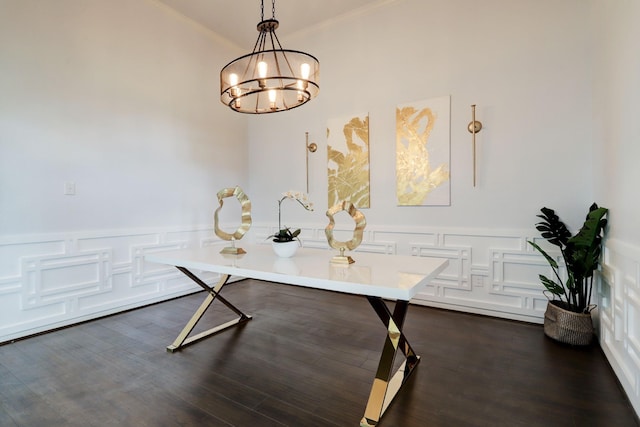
[467,104,483,187]
[305,131,317,193]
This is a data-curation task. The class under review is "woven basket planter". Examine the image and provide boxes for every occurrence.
[543,300,594,345]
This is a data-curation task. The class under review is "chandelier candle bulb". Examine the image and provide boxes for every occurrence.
[297,80,304,101]
[229,73,239,96]
[258,61,268,88]
[258,61,268,78]
[301,63,310,80]
[268,89,277,109]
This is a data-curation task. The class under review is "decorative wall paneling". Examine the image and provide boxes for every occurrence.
[2,225,638,417]
[598,238,640,416]
[256,224,550,324]
[0,228,222,343]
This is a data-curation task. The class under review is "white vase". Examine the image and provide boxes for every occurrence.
[271,240,299,258]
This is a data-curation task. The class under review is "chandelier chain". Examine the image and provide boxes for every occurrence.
[260,0,277,22]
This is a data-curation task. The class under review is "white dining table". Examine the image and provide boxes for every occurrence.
[145,244,448,427]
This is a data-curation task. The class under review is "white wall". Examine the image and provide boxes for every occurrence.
[247,0,595,320]
[591,0,640,244]
[0,0,247,340]
[0,0,247,234]
[591,0,640,416]
[247,0,594,231]
[246,0,640,416]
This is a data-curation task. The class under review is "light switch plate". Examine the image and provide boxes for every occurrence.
[64,182,76,195]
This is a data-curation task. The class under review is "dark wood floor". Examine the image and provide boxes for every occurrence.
[0,279,637,427]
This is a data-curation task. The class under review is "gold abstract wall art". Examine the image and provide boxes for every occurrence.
[327,113,370,208]
[396,96,451,206]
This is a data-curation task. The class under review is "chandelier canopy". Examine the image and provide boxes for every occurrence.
[220,0,320,114]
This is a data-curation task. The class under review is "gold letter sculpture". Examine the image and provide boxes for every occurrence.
[325,201,366,264]
[214,186,252,255]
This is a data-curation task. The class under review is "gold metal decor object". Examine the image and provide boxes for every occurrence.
[305,132,317,193]
[467,104,483,187]
[166,269,252,352]
[325,201,366,264]
[360,297,419,426]
[213,186,252,254]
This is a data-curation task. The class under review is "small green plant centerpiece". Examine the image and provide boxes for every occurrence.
[528,203,608,345]
[268,191,313,257]
[271,227,301,243]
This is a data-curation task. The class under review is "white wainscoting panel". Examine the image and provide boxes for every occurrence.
[254,224,550,323]
[0,227,223,343]
[598,238,640,416]
[2,224,638,417]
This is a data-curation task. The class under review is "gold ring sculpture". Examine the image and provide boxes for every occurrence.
[325,201,366,264]
[214,186,252,254]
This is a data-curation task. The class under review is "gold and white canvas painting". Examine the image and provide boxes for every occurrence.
[396,96,450,206]
[327,113,370,208]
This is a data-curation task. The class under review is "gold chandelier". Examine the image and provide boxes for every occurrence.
[220,0,320,114]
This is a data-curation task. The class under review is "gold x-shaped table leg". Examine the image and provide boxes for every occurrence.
[360,297,419,427]
[166,267,252,353]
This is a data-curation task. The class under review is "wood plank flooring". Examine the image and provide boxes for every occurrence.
[0,279,638,427]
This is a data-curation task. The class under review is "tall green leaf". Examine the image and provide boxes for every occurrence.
[566,204,608,279]
[535,207,571,248]
[528,241,559,269]
[539,275,564,296]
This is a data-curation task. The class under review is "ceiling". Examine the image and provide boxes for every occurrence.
[156,0,392,48]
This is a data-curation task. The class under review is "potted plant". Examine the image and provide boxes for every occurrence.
[528,203,608,345]
[268,191,313,257]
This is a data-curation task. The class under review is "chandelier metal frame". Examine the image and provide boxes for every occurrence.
[220,0,320,114]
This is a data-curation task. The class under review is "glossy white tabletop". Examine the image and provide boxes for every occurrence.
[145,244,448,301]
